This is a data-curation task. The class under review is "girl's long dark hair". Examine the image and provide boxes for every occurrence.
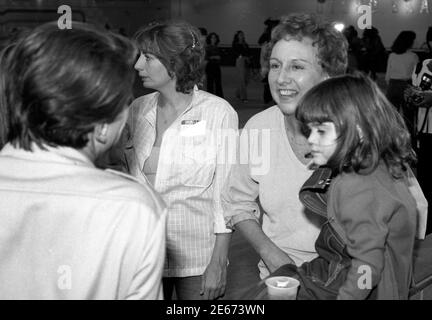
[296,73,416,178]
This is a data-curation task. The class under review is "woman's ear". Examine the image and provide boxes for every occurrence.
[95,123,109,144]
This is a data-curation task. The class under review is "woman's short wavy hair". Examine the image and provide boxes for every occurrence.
[0,22,137,151]
[264,13,348,77]
[296,73,416,178]
[134,20,205,93]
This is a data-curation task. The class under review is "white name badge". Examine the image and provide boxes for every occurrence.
[180,120,206,137]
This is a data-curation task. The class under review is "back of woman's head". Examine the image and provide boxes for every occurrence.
[0,22,137,151]
[134,20,205,93]
[391,31,416,54]
[265,13,348,77]
[296,73,415,178]
[0,44,14,148]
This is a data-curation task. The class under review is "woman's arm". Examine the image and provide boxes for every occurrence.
[221,126,295,275]
[201,108,238,300]
[200,233,231,300]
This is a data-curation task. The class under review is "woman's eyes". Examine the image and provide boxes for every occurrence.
[291,64,305,70]
[269,62,305,71]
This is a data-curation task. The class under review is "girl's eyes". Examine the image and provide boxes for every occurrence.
[269,63,281,70]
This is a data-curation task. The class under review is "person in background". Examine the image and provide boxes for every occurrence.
[361,27,386,80]
[386,31,419,139]
[423,26,432,57]
[232,30,250,102]
[386,31,418,110]
[205,32,224,98]
[122,20,238,300]
[222,13,348,280]
[0,22,166,299]
[293,73,417,299]
[343,25,363,73]
[258,18,279,104]
[198,27,208,90]
[199,27,208,46]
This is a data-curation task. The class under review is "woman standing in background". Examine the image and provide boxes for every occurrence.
[385,31,418,137]
[232,30,250,102]
[205,32,224,98]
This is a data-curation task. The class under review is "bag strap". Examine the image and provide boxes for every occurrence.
[299,167,333,218]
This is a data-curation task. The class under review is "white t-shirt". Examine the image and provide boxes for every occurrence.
[385,51,419,82]
[222,106,322,279]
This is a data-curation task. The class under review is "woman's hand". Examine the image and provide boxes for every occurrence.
[263,247,296,273]
[200,233,231,300]
[404,86,432,107]
[200,258,227,300]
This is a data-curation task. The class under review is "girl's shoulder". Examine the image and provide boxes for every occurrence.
[332,165,388,192]
[332,164,408,201]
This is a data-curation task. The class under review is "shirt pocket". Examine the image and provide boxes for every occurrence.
[178,135,217,187]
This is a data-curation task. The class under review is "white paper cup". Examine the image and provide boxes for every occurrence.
[265,276,300,300]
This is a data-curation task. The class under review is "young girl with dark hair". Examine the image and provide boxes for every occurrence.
[291,73,418,299]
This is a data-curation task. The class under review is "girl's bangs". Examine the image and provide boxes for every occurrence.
[296,89,333,125]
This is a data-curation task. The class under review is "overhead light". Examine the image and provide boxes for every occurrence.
[333,22,345,32]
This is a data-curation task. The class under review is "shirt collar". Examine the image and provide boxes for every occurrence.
[0,142,95,168]
[143,86,199,126]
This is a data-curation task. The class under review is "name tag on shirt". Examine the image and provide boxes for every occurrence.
[180,120,206,137]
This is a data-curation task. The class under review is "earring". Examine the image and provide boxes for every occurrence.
[356,124,364,142]
[101,124,108,137]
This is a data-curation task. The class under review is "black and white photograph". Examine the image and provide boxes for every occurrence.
[1,0,432,308]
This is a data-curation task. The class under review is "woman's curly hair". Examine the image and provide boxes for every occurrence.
[134,20,205,93]
[263,13,348,77]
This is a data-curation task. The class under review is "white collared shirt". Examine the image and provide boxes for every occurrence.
[0,143,167,299]
[123,88,238,277]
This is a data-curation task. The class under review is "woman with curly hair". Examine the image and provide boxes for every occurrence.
[222,13,348,280]
[121,20,238,300]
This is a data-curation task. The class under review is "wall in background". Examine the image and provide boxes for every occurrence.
[171,0,432,49]
[1,0,431,49]
[0,0,171,36]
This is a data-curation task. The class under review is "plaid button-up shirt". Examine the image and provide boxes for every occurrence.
[123,88,238,277]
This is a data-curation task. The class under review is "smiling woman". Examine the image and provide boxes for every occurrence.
[221,13,348,281]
